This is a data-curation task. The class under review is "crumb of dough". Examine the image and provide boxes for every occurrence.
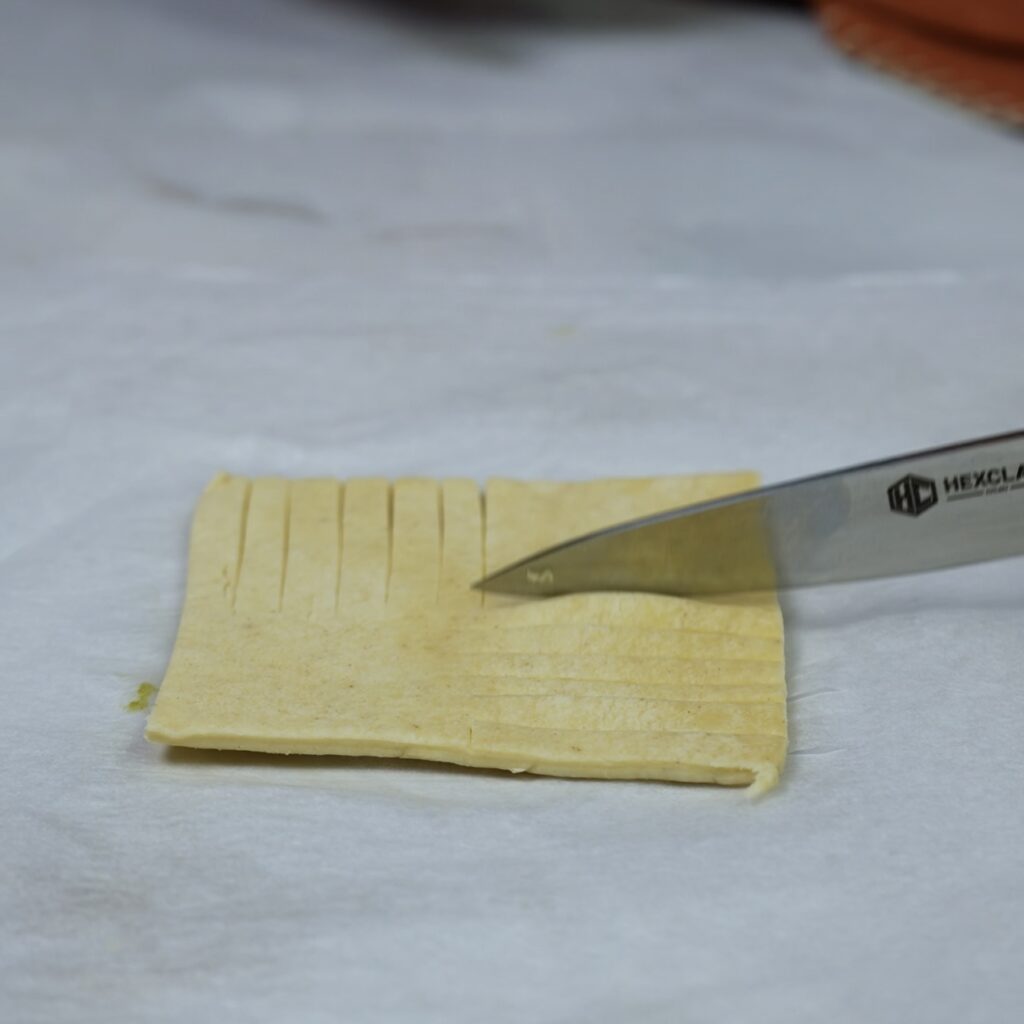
[126,682,158,713]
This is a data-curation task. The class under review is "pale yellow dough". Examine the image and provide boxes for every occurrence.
[146,473,787,793]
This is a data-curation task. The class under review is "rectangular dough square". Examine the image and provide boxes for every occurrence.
[146,473,787,792]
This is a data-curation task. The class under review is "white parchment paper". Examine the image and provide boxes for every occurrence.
[3,2,1024,1021]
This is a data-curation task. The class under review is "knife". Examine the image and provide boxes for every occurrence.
[474,429,1024,597]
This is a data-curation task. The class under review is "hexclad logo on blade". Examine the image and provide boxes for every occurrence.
[887,474,938,517]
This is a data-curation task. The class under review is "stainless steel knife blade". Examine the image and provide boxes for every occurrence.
[474,430,1024,597]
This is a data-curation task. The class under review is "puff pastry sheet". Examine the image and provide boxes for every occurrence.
[147,473,787,792]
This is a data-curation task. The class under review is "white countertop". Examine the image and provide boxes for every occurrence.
[4,2,1024,1021]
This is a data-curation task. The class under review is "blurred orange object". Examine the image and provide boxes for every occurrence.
[815,0,1024,124]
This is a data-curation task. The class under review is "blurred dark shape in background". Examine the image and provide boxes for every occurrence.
[323,0,1024,125]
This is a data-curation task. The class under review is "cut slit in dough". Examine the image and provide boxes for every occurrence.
[146,473,787,794]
